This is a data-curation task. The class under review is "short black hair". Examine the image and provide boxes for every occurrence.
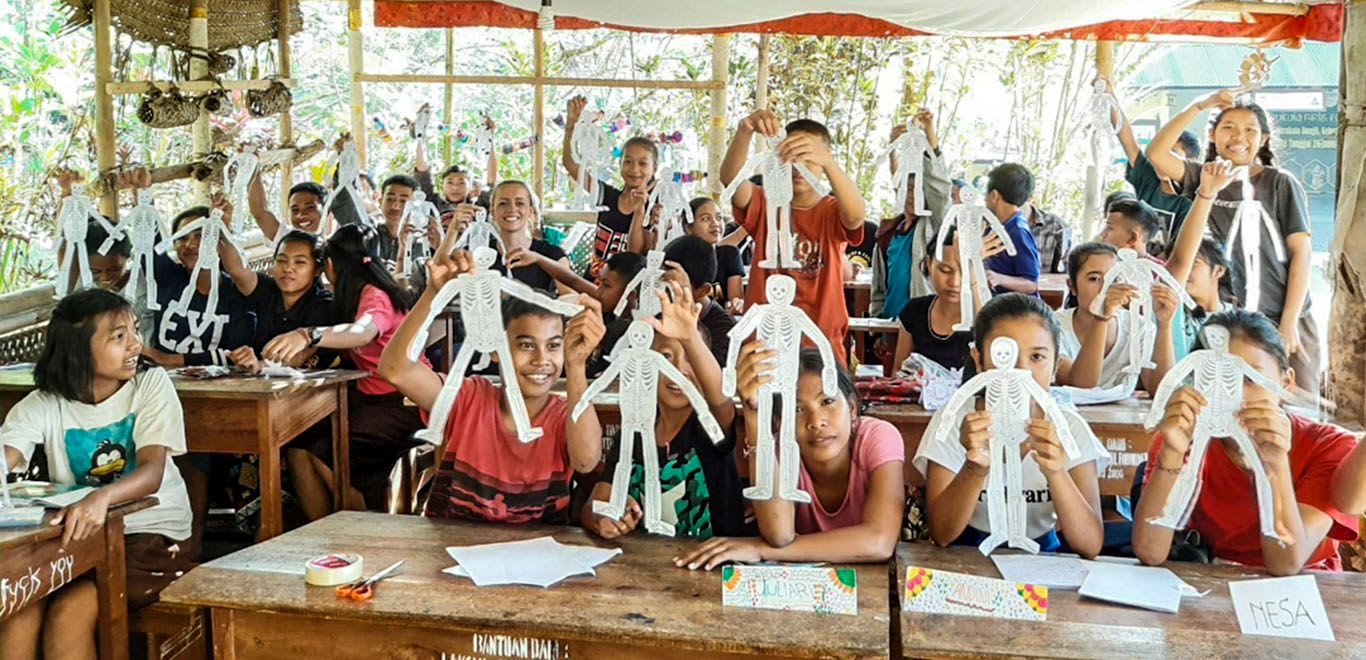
[380,174,418,196]
[663,235,717,291]
[621,137,659,165]
[972,292,1062,357]
[1066,241,1118,286]
[440,164,469,180]
[797,348,857,407]
[605,251,646,281]
[358,172,377,190]
[986,163,1034,207]
[1176,130,1202,160]
[85,217,130,259]
[1201,308,1288,371]
[688,196,717,219]
[171,205,211,233]
[501,296,570,329]
[785,119,832,145]
[951,178,967,190]
[1107,198,1162,243]
[1104,190,1136,210]
[275,229,326,270]
[289,181,327,205]
[1195,236,1240,308]
[36,289,136,404]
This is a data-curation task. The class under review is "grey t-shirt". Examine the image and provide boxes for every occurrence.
[1179,160,1311,321]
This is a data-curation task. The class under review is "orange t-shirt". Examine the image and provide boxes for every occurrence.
[735,187,862,363]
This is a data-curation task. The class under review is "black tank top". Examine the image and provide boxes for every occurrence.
[897,295,971,370]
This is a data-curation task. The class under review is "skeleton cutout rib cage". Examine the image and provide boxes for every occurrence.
[1091,248,1197,387]
[935,188,1015,332]
[721,130,829,270]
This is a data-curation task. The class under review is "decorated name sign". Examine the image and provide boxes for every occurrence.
[904,567,1047,621]
[1229,575,1334,642]
[721,565,858,616]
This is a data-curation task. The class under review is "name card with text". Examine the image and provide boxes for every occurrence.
[904,567,1047,621]
[721,565,857,615]
[1229,575,1334,642]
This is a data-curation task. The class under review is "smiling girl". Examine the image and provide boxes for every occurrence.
[685,197,746,309]
[484,180,594,297]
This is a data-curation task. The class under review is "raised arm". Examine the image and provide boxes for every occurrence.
[779,132,862,229]
[378,257,472,412]
[561,95,586,185]
[246,171,283,241]
[1146,89,1235,181]
[722,110,780,212]
[612,268,648,318]
[1109,81,1141,164]
[1165,160,1233,284]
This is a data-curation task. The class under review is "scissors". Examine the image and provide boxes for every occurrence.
[336,560,404,601]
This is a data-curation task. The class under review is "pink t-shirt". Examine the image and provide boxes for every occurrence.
[350,284,428,396]
[794,417,904,533]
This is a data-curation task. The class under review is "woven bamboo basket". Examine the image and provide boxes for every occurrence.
[61,0,301,51]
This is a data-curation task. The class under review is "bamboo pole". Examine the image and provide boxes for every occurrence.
[1081,40,1116,240]
[354,72,724,90]
[105,79,295,95]
[189,0,210,203]
[348,0,368,168]
[443,28,455,166]
[755,35,770,111]
[93,0,117,216]
[1328,1,1366,423]
[708,34,731,196]
[278,0,294,210]
[533,29,546,201]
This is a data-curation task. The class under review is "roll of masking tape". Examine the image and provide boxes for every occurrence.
[305,554,363,586]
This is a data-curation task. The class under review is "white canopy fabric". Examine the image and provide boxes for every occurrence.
[500,0,1197,37]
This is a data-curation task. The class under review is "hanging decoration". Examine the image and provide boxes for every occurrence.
[935,188,1016,331]
[875,119,933,217]
[157,208,247,340]
[614,250,669,320]
[56,184,119,294]
[100,196,165,311]
[247,79,292,118]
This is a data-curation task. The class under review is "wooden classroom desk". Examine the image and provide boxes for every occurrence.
[893,544,1366,658]
[848,316,901,374]
[160,511,892,660]
[1,498,155,660]
[1039,272,1068,309]
[0,369,368,541]
[846,277,872,318]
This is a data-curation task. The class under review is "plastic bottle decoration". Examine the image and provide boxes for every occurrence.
[222,148,259,234]
[407,247,584,444]
[100,198,165,311]
[500,135,540,155]
[645,168,693,245]
[410,104,432,142]
[320,140,363,233]
[614,250,669,321]
[931,337,1080,555]
[568,112,614,211]
[401,189,442,275]
[1091,248,1197,377]
[56,184,118,294]
[935,188,1016,331]
[158,209,246,334]
[875,119,933,217]
[723,275,838,503]
[571,321,725,536]
[452,206,505,256]
[1086,78,1122,173]
[1143,324,1298,542]
[720,130,829,270]
[1226,166,1285,311]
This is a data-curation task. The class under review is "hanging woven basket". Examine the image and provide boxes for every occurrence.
[60,0,301,51]
[137,88,200,129]
[247,80,292,118]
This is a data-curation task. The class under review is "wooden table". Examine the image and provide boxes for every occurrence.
[1040,272,1068,309]
[848,316,901,375]
[846,277,872,319]
[893,544,1366,658]
[0,369,368,540]
[161,511,892,659]
[1,498,155,660]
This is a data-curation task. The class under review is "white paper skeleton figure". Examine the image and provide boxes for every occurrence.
[407,247,584,444]
[614,250,669,320]
[1143,324,1298,541]
[101,198,164,311]
[645,168,693,245]
[1087,78,1122,173]
[1226,166,1285,311]
[934,337,1081,555]
[56,184,118,293]
[157,209,247,337]
[723,275,837,503]
[321,140,363,231]
[568,113,614,211]
[874,120,933,217]
[571,321,725,536]
[451,206,504,256]
[222,148,259,234]
[720,131,829,270]
[1090,248,1197,375]
[935,188,1016,331]
[400,189,442,275]
[469,118,495,182]
[411,104,432,143]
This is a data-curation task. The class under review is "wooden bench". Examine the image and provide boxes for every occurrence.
[129,602,208,660]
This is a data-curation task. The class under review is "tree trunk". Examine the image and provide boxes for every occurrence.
[1328,2,1366,427]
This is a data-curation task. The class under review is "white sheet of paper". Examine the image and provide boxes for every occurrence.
[1229,575,1335,641]
[34,487,95,509]
[1078,561,1183,613]
[444,536,622,588]
[991,554,1088,590]
[1080,558,1206,598]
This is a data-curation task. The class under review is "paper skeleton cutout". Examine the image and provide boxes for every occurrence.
[1090,248,1197,375]
[875,120,934,217]
[645,168,693,245]
[101,198,165,311]
[568,112,614,211]
[321,140,363,231]
[723,275,837,502]
[934,337,1080,555]
[1226,166,1285,311]
[56,185,118,293]
[411,104,432,142]
[451,206,504,255]
[408,247,583,443]
[470,118,495,180]
[721,130,829,270]
[222,148,259,234]
[400,189,442,275]
[614,250,669,320]
[158,208,247,337]
[571,321,724,536]
[1143,324,1298,541]
[1086,78,1122,173]
[935,188,1016,331]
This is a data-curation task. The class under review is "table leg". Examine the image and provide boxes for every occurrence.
[95,513,130,660]
[331,385,352,511]
[257,401,284,541]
